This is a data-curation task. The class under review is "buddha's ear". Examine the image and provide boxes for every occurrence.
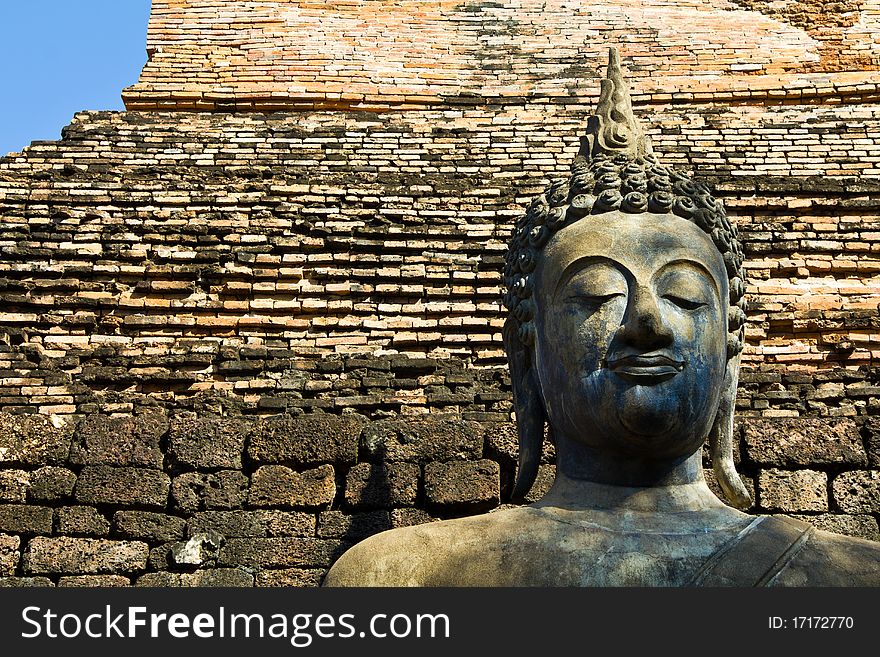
[503,318,546,502]
[709,355,752,509]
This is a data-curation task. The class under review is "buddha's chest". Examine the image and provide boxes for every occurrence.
[440,528,740,587]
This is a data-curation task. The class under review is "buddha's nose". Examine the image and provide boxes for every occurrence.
[619,285,674,349]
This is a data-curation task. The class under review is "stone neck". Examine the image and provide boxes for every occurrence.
[543,435,730,514]
[554,432,706,487]
[537,471,731,514]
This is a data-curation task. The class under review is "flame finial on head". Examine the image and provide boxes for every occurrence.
[580,47,652,161]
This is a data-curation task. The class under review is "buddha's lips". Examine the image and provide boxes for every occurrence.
[606,354,685,383]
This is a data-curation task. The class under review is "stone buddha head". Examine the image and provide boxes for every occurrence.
[502,49,751,507]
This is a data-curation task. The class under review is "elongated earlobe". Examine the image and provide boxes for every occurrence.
[503,318,547,502]
[709,357,751,509]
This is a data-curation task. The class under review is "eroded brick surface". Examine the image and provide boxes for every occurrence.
[75,466,170,509]
[743,418,867,467]
[168,412,252,469]
[23,537,149,575]
[425,460,500,513]
[833,471,880,514]
[759,469,829,512]
[125,0,880,111]
[69,411,167,468]
[249,464,336,508]
[344,463,420,509]
[0,534,20,576]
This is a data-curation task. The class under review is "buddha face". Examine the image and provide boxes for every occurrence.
[532,211,729,460]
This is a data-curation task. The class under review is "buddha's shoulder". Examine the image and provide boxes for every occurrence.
[774,526,880,586]
[323,507,543,587]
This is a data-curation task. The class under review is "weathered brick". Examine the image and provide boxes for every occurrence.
[758,469,828,512]
[219,538,346,568]
[864,417,880,468]
[58,575,130,587]
[317,510,391,539]
[171,471,248,514]
[744,418,867,467]
[136,569,254,587]
[70,411,167,468]
[832,470,880,514]
[255,568,325,587]
[0,413,72,466]
[55,507,110,537]
[75,466,170,508]
[28,466,76,502]
[168,412,253,469]
[484,421,555,467]
[360,416,483,462]
[249,413,366,466]
[425,460,500,512]
[113,511,187,543]
[0,470,29,503]
[344,462,419,509]
[124,0,880,120]
[483,422,519,468]
[147,543,177,572]
[0,576,54,587]
[390,508,438,529]
[249,464,335,508]
[187,510,315,538]
[23,537,149,575]
[0,505,53,535]
[0,534,20,576]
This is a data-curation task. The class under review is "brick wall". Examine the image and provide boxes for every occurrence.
[124,0,880,111]
[2,107,879,384]
[0,0,878,585]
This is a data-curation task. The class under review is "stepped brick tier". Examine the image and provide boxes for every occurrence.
[0,0,879,585]
[126,0,880,110]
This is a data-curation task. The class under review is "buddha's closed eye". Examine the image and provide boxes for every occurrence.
[661,294,706,311]
[655,264,716,312]
[566,292,624,308]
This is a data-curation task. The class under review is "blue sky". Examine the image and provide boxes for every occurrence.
[0,1,151,156]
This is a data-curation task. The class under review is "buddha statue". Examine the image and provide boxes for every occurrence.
[324,49,880,586]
